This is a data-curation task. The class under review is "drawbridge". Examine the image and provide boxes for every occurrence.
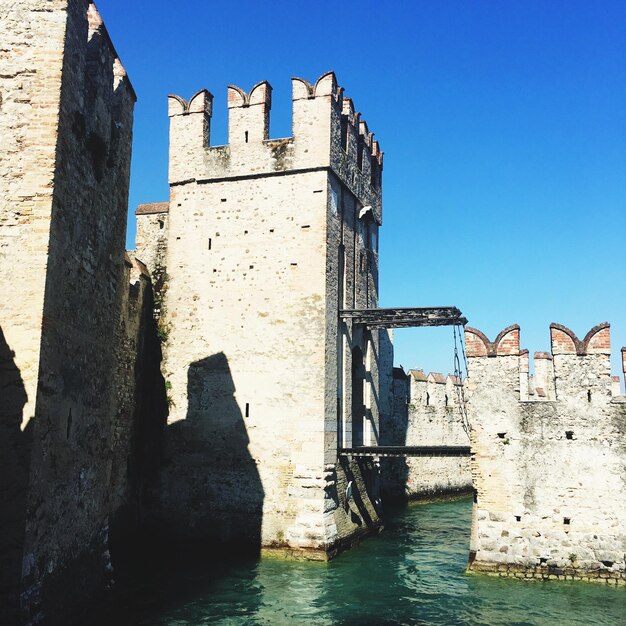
[339,305,470,458]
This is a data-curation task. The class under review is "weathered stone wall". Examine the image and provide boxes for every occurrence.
[0,2,135,622]
[138,72,385,557]
[380,367,471,501]
[134,202,169,317]
[109,255,166,547]
[465,323,626,585]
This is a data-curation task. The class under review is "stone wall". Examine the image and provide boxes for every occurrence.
[0,2,135,623]
[380,367,472,501]
[138,72,385,558]
[465,323,626,585]
[109,255,167,548]
[134,202,169,318]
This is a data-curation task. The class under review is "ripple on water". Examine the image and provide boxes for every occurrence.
[85,497,626,626]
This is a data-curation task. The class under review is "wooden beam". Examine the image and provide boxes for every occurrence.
[339,445,471,458]
[339,307,467,329]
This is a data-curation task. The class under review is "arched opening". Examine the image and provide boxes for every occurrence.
[351,346,365,446]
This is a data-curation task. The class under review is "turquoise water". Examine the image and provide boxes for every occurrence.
[92,497,626,625]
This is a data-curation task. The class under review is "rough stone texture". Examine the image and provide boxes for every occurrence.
[137,72,385,557]
[109,255,167,548]
[134,202,169,318]
[380,366,472,501]
[0,2,135,623]
[465,323,626,585]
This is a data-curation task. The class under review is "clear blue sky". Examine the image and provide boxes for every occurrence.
[98,0,626,380]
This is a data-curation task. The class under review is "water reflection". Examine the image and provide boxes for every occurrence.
[87,497,626,625]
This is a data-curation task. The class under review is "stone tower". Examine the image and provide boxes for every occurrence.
[136,72,386,557]
[0,1,135,622]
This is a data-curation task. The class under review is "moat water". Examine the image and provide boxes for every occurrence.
[89,497,626,625]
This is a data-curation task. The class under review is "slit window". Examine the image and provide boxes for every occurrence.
[208,238,212,250]
[340,115,348,151]
[245,131,249,143]
[587,390,592,402]
[357,139,364,170]
[245,403,250,417]
[371,159,381,188]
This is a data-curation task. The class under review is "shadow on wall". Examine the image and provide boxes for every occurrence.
[109,280,168,558]
[158,353,264,556]
[0,327,31,625]
[379,367,410,503]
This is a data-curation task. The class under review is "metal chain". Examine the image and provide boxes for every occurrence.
[453,324,471,437]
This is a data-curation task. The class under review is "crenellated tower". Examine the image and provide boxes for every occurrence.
[136,72,385,558]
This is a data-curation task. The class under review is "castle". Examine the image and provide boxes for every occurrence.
[134,72,386,555]
[1,2,624,624]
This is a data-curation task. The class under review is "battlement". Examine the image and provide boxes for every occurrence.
[167,72,383,219]
[466,324,626,581]
[406,369,462,409]
[465,323,625,402]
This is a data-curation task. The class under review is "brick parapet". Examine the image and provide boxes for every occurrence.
[465,325,520,358]
[465,323,618,402]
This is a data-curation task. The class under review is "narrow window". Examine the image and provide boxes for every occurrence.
[445,394,449,407]
[66,408,72,440]
[208,238,212,250]
[587,390,592,403]
[245,403,250,417]
[245,131,249,143]
[371,159,380,188]
[357,139,364,169]
[158,219,164,230]
[426,392,430,406]
[340,115,348,151]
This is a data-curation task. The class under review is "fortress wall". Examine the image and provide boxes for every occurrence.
[0,0,69,431]
[109,256,166,547]
[145,72,384,558]
[159,168,330,551]
[0,2,136,622]
[466,323,626,584]
[0,3,69,621]
[380,368,472,501]
[135,203,169,286]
